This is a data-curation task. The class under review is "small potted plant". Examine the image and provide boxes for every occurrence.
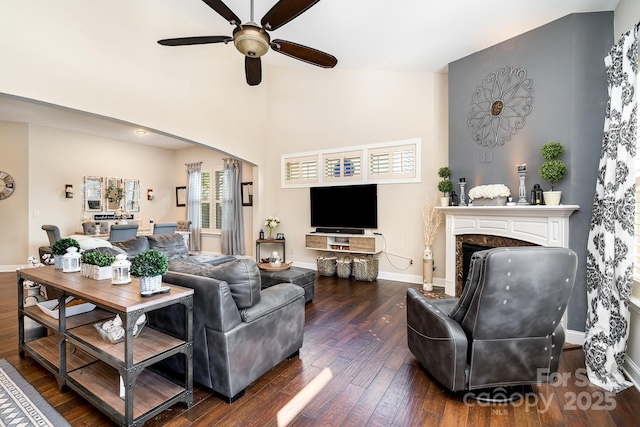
[437,167,453,206]
[51,238,81,270]
[130,249,169,294]
[81,251,116,280]
[539,141,567,205]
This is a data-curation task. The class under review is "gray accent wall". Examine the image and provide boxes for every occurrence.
[448,12,613,331]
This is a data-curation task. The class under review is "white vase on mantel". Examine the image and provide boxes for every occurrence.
[440,197,449,207]
[543,191,562,206]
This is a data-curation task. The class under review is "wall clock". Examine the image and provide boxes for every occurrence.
[0,171,15,200]
[467,66,534,147]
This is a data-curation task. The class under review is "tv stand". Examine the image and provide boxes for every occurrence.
[305,232,382,254]
[315,227,364,235]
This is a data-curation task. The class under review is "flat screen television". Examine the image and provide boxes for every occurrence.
[310,184,377,230]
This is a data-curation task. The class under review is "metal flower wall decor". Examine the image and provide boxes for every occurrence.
[467,66,534,147]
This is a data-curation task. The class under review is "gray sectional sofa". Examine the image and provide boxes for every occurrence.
[98,233,306,402]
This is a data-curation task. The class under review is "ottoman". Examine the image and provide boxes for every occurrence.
[259,266,316,303]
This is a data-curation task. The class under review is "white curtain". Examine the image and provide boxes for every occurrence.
[186,162,202,252]
[584,25,637,393]
[222,158,245,255]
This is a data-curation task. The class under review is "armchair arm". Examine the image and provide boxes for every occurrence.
[406,288,468,391]
[161,270,242,332]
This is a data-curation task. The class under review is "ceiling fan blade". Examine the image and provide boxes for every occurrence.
[201,0,241,25]
[271,39,337,68]
[261,0,320,31]
[245,57,262,86]
[158,36,232,46]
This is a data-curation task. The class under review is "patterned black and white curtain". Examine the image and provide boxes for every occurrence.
[221,158,245,255]
[585,25,637,393]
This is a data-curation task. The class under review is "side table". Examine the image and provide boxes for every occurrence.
[256,239,286,263]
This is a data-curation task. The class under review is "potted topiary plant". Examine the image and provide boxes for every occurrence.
[539,141,567,205]
[81,251,116,280]
[51,238,81,270]
[130,249,169,295]
[437,167,453,206]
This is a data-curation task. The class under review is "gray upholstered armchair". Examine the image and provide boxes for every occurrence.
[38,225,61,260]
[82,221,109,235]
[153,222,177,235]
[109,224,139,242]
[407,246,577,396]
[176,220,191,232]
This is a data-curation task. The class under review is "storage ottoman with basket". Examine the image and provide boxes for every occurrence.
[259,266,316,304]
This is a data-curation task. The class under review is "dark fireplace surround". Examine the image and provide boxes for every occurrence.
[456,234,536,297]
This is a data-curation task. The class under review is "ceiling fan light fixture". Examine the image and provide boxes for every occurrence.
[233,25,270,57]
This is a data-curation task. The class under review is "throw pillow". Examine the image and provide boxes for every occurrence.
[147,234,189,260]
[113,236,150,256]
[196,258,261,309]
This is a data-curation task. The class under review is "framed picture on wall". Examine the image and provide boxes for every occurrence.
[242,182,253,206]
[176,186,186,207]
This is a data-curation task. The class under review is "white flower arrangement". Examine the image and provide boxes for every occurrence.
[264,216,281,239]
[114,209,130,219]
[468,184,511,200]
[264,216,280,230]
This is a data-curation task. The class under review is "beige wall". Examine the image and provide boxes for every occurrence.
[0,121,29,267]
[615,0,640,38]
[264,67,448,282]
[24,124,177,261]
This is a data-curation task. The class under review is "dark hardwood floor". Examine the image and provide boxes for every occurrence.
[2,271,639,426]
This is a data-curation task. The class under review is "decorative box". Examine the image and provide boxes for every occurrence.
[471,196,507,206]
[81,264,112,280]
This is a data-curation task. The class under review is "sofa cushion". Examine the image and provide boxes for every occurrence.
[147,234,189,260]
[239,283,304,323]
[193,258,261,309]
[113,236,150,256]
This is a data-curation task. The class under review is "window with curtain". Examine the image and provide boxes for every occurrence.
[200,169,223,231]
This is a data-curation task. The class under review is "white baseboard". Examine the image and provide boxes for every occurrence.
[0,265,24,273]
[624,355,640,392]
[291,261,445,287]
[565,328,585,346]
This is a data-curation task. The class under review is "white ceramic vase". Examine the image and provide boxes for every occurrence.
[543,191,562,206]
[440,197,449,207]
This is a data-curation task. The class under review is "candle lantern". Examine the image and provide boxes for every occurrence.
[449,191,459,206]
[62,247,81,273]
[111,254,131,285]
[531,184,545,205]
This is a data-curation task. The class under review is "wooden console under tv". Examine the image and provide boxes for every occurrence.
[17,267,194,427]
[305,233,383,254]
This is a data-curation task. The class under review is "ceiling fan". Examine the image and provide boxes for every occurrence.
[158,0,338,86]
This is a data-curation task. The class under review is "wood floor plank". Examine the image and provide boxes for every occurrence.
[1,272,639,426]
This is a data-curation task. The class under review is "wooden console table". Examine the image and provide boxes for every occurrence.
[17,267,194,427]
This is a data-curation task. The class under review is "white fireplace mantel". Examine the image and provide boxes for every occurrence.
[436,205,580,296]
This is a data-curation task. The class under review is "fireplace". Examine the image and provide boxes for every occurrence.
[458,236,536,296]
[437,205,579,297]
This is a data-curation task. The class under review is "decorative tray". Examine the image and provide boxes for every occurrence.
[257,262,292,271]
[37,298,96,319]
